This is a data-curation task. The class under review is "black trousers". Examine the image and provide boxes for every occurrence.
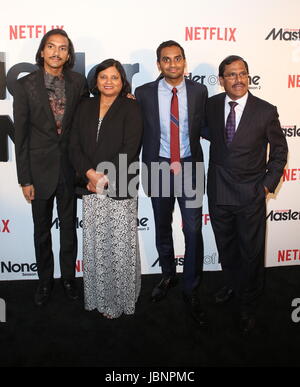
[209,198,266,314]
[31,174,77,282]
[151,157,204,295]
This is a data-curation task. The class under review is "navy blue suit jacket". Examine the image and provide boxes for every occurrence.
[135,78,208,195]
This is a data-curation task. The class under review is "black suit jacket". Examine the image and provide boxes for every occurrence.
[135,78,208,195]
[206,92,288,205]
[13,68,89,200]
[69,95,143,199]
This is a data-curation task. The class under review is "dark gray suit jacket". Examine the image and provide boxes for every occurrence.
[206,92,288,206]
[13,68,89,199]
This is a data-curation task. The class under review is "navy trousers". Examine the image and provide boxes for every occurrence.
[151,157,204,295]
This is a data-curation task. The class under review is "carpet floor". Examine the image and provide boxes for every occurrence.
[0,266,300,367]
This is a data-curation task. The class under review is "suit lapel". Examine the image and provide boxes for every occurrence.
[231,92,256,146]
[151,81,161,138]
[185,79,196,136]
[216,93,227,144]
[62,70,75,133]
[91,96,100,149]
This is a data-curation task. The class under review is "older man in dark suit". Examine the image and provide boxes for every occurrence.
[135,41,208,326]
[206,55,288,334]
[13,29,89,306]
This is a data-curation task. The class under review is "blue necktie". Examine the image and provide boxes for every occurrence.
[225,101,238,145]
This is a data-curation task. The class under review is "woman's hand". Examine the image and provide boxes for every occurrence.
[96,175,109,195]
[86,181,96,193]
[86,169,104,192]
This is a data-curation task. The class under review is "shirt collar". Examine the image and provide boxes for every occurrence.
[225,91,248,108]
[161,77,185,92]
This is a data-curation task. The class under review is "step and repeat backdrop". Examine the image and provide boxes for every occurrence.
[0,0,299,280]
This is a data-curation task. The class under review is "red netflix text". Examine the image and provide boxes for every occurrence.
[9,25,64,40]
[1,220,10,233]
[278,249,300,262]
[288,75,300,88]
[283,168,300,182]
[185,27,237,42]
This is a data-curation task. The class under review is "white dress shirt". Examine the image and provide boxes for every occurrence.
[224,92,249,130]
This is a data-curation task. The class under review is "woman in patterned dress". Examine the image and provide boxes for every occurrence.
[70,59,143,319]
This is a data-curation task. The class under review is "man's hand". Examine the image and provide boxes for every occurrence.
[22,185,35,203]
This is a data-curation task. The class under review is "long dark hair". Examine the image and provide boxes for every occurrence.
[35,29,75,69]
[91,59,131,97]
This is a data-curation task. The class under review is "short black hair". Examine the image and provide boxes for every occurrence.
[35,29,75,69]
[218,55,249,77]
[156,40,186,62]
[91,59,131,97]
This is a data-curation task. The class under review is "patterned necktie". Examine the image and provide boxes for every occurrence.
[225,101,238,145]
[170,87,180,174]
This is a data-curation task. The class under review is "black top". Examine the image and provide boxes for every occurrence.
[69,95,143,199]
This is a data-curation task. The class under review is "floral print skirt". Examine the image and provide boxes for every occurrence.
[82,194,141,318]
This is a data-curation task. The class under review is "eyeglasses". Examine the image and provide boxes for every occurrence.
[223,71,248,80]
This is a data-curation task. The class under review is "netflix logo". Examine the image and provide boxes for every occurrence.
[9,25,64,40]
[185,27,237,42]
[288,75,300,88]
[202,214,210,225]
[75,260,83,273]
[1,220,10,233]
[283,168,300,182]
[278,249,300,263]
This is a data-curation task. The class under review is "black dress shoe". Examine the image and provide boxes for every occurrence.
[239,314,256,336]
[62,279,79,300]
[34,280,53,307]
[214,286,234,304]
[151,276,178,302]
[183,293,208,327]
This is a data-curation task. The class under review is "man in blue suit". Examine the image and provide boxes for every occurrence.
[135,41,208,325]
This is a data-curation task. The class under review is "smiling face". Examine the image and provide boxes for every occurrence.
[97,65,123,97]
[41,34,70,75]
[219,60,249,100]
[157,45,186,86]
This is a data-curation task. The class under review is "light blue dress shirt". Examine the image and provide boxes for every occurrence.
[158,78,191,158]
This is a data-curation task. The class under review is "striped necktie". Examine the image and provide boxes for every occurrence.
[225,101,238,145]
[170,87,180,174]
